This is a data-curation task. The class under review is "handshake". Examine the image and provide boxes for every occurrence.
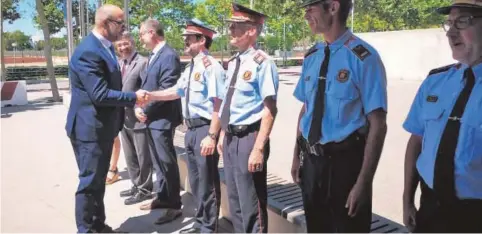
[135,89,152,107]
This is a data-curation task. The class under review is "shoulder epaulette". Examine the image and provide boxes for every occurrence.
[304,45,318,58]
[202,56,212,68]
[344,35,357,46]
[351,44,372,61]
[428,63,458,75]
[253,50,267,65]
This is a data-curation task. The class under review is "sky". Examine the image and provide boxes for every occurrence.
[3,0,98,42]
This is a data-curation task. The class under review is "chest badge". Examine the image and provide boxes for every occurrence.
[243,71,252,81]
[337,69,350,83]
[426,95,438,103]
[194,72,201,81]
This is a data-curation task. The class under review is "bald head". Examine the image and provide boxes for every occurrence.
[95,4,123,26]
[93,4,125,42]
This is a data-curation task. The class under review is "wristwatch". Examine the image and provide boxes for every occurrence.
[208,132,217,140]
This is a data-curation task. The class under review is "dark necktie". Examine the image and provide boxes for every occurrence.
[121,59,127,78]
[220,56,241,130]
[307,46,331,145]
[109,45,117,62]
[185,59,195,119]
[433,68,475,202]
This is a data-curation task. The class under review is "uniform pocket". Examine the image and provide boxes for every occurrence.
[326,79,359,100]
[461,108,482,168]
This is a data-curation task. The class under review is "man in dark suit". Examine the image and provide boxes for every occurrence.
[136,19,183,225]
[65,5,148,233]
[114,32,154,205]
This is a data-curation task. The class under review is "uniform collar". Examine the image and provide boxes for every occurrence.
[193,50,208,63]
[471,62,482,82]
[237,46,256,62]
[319,29,353,53]
[92,29,112,49]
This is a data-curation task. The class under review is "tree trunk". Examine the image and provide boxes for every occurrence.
[35,0,61,102]
[1,12,6,82]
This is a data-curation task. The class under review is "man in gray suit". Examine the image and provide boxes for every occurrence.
[115,32,153,205]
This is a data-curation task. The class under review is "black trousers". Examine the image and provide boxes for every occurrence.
[185,125,221,233]
[147,128,182,209]
[414,181,482,233]
[223,130,269,233]
[300,135,371,233]
[120,127,153,193]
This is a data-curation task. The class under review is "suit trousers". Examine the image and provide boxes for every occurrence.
[185,125,221,233]
[299,135,371,233]
[223,130,269,233]
[120,127,153,193]
[70,138,114,233]
[146,128,182,209]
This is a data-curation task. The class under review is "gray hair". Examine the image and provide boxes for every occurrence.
[119,31,135,43]
[141,19,165,37]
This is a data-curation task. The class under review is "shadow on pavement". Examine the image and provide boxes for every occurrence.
[1,101,61,118]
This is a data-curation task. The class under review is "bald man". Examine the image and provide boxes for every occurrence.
[66,4,148,232]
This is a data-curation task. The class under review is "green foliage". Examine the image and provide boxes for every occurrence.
[4,30,33,50]
[2,0,21,23]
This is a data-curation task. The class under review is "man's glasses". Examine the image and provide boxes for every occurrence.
[443,15,482,31]
[108,18,125,26]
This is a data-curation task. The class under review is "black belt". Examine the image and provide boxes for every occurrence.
[297,131,363,157]
[226,121,261,136]
[185,117,211,129]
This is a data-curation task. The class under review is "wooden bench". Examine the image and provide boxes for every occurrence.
[174,128,407,233]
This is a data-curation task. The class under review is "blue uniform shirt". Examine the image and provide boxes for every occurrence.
[293,30,388,144]
[403,62,482,199]
[175,51,226,120]
[219,47,279,125]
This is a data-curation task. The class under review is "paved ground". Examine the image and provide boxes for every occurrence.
[1,71,422,232]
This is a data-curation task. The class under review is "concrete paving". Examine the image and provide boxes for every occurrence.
[1,72,422,232]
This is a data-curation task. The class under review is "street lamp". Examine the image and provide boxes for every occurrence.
[12,42,17,67]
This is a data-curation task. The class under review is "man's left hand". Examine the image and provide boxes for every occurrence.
[248,148,264,173]
[200,136,216,157]
[345,182,371,217]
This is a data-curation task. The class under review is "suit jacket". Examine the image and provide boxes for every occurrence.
[66,33,137,141]
[140,43,182,130]
[121,52,148,130]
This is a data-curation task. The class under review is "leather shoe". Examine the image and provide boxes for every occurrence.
[120,187,137,197]
[124,191,152,205]
[154,209,182,225]
[139,199,172,210]
[180,227,201,233]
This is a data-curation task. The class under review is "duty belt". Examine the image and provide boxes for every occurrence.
[185,117,211,129]
[297,131,363,157]
[226,121,261,136]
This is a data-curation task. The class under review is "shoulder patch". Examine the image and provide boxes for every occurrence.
[304,45,318,58]
[202,56,212,68]
[428,63,457,76]
[351,44,371,61]
[253,50,266,65]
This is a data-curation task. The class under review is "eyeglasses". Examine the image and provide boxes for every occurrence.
[443,15,482,31]
[108,18,125,26]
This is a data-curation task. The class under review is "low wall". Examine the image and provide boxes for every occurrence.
[356,28,456,81]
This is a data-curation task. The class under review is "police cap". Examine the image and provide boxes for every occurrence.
[226,3,268,25]
[436,0,482,14]
[182,18,217,39]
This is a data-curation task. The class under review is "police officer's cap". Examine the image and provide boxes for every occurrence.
[436,0,482,14]
[299,0,351,8]
[182,18,217,39]
[226,3,268,25]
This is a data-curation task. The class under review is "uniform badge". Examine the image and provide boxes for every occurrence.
[194,72,201,81]
[243,71,252,81]
[337,69,350,83]
[427,95,438,103]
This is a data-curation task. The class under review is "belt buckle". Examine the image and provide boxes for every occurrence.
[309,143,323,156]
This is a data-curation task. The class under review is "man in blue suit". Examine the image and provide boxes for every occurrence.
[65,4,148,233]
[136,19,183,225]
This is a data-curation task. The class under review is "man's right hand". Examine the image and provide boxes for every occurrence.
[135,90,149,106]
[403,202,417,232]
[135,107,147,123]
[291,153,301,184]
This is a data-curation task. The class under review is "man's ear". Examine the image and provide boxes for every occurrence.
[330,1,340,16]
[247,26,257,37]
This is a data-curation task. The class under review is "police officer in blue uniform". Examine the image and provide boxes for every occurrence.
[291,0,388,232]
[402,1,482,232]
[146,19,225,233]
[216,3,279,233]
